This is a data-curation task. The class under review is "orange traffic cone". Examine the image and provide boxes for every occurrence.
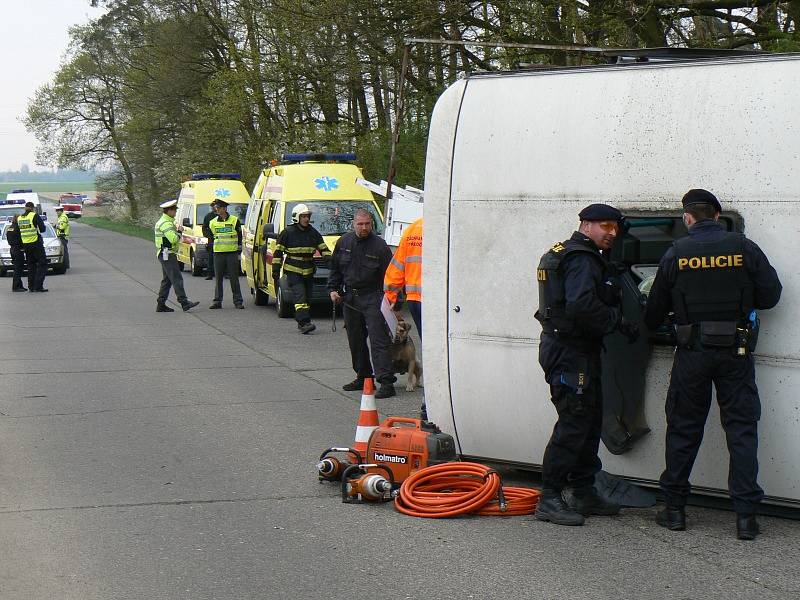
[353,378,379,455]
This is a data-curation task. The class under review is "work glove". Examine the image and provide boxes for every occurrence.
[619,317,640,344]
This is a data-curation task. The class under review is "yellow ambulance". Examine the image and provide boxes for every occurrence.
[242,153,384,317]
[175,173,249,276]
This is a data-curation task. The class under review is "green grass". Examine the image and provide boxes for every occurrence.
[0,181,95,197]
[81,217,152,241]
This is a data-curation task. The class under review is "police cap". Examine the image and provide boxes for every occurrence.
[578,203,623,223]
[54,205,64,211]
[681,189,722,213]
[24,201,35,209]
[159,199,178,209]
[214,198,229,207]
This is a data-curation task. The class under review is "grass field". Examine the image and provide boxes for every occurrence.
[0,181,96,197]
[81,217,152,241]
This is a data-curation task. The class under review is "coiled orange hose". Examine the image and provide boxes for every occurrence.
[394,462,541,518]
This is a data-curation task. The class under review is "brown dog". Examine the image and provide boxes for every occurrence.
[389,319,423,392]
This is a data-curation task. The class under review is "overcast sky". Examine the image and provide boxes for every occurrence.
[0,0,106,172]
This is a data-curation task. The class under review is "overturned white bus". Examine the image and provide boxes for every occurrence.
[423,53,800,507]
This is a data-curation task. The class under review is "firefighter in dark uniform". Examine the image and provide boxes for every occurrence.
[272,203,331,334]
[644,189,782,540]
[534,203,639,526]
[18,201,48,292]
[328,208,397,399]
[7,215,27,291]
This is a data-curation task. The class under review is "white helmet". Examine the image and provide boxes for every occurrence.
[291,203,312,223]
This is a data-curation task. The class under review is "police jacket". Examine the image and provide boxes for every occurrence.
[535,231,621,343]
[6,221,23,249]
[644,220,781,329]
[273,223,330,277]
[18,212,46,245]
[328,230,393,293]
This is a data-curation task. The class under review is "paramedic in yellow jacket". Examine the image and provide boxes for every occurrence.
[384,218,423,339]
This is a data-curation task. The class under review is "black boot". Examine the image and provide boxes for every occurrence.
[182,301,200,312]
[156,303,174,313]
[736,515,760,540]
[342,378,365,391]
[565,486,620,516]
[299,322,316,334]
[656,506,686,531]
[375,382,396,399]
[534,488,585,526]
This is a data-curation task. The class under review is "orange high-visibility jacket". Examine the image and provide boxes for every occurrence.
[384,218,423,304]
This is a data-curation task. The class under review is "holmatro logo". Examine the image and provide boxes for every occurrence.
[374,452,407,464]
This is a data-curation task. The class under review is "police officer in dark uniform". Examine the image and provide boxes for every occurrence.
[202,200,219,280]
[6,215,27,291]
[644,189,781,540]
[328,208,397,399]
[534,203,639,526]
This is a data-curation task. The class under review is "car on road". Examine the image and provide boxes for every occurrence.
[0,221,66,276]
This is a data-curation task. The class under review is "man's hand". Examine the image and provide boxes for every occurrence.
[272,269,281,283]
[176,225,184,233]
[619,317,640,344]
[330,291,341,304]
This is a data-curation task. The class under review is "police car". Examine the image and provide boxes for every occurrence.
[0,221,66,276]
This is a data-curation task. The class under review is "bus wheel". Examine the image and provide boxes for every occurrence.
[190,251,203,276]
[255,287,269,306]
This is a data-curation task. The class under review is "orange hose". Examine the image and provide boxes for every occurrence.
[394,462,541,518]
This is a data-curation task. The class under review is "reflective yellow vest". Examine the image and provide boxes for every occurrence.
[209,215,239,253]
[154,214,180,254]
[56,213,70,239]
[17,212,39,244]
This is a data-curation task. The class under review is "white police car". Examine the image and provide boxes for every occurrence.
[0,221,66,276]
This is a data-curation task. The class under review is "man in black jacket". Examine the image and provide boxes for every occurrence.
[6,215,27,291]
[272,203,331,333]
[644,189,782,540]
[202,200,219,280]
[533,203,638,526]
[328,209,396,399]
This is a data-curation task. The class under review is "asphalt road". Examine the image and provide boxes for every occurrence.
[1,222,799,600]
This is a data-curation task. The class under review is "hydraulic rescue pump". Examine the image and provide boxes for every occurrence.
[365,417,457,483]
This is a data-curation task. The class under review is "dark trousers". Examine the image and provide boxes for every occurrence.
[407,300,422,340]
[59,237,70,269]
[539,337,603,490]
[10,246,26,289]
[660,348,763,515]
[206,245,214,276]
[213,252,243,305]
[287,272,313,324]
[343,291,396,384]
[157,253,189,306]
[23,241,47,291]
